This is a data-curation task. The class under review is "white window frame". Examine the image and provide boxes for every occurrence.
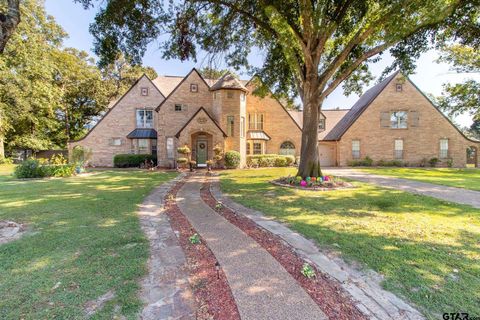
[390,111,408,129]
[166,137,174,159]
[439,139,449,158]
[352,140,360,159]
[247,140,265,155]
[136,109,153,128]
[227,116,234,137]
[394,139,403,159]
[319,118,326,130]
[110,138,122,146]
[248,113,264,130]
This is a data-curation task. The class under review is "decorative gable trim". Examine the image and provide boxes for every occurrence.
[175,107,228,138]
[69,74,163,143]
[155,68,211,112]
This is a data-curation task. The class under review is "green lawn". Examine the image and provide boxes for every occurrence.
[360,167,480,191]
[0,165,177,319]
[220,168,480,319]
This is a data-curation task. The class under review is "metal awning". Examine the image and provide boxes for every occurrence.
[247,130,271,140]
[127,128,158,139]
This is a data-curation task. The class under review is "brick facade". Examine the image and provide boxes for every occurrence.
[70,70,478,168]
[336,74,479,167]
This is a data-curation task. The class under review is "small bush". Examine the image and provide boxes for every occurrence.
[177,146,191,155]
[429,157,439,167]
[447,159,454,168]
[376,159,404,167]
[14,159,76,178]
[113,154,157,168]
[71,146,93,167]
[348,156,373,166]
[225,150,241,168]
[285,155,295,166]
[274,157,287,167]
[0,157,13,164]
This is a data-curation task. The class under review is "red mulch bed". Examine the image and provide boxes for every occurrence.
[165,180,240,320]
[200,181,366,320]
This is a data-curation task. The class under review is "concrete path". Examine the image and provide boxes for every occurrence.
[176,174,327,320]
[137,174,196,319]
[327,168,480,209]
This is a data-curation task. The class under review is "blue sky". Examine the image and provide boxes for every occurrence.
[45,0,477,127]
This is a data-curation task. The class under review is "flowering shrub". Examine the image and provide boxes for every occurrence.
[277,175,348,189]
[14,158,76,178]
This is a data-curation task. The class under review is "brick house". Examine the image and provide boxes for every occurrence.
[69,69,479,168]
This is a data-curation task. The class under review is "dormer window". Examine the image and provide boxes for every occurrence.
[190,83,198,92]
[319,118,326,130]
[141,87,149,96]
[395,83,403,92]
[136,109,153,128]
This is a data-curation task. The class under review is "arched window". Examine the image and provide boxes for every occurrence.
[279,141,295,156]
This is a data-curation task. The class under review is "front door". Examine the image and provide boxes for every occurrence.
[196,139,208,167]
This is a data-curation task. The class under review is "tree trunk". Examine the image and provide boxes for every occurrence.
[296,78,323,178]
[0,0,21,54]
[0,136,4,159]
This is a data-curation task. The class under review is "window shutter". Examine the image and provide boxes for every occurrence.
[410,111,419,127]
[380,112,390,127]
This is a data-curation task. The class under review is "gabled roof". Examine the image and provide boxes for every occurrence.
[70,74,163,143]
[175,107,227,138]
[155,68,211,112]
[210,71,248,91]
[323,71,400,141]
[288,109,350,140]
[152,76,183,96]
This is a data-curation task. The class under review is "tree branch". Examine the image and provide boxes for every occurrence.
[0,0,21,54]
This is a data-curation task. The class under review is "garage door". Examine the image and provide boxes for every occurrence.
[319,144,335,167]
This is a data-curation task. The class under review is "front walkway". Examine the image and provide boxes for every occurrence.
[176,174,327,320]
[327,168,480,209]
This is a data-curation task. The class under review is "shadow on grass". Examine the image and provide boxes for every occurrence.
[219,174,480,318]
[0,171,176,319]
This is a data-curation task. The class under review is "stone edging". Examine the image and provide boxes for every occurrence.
[209,176,424,320]
[137,173,196,319]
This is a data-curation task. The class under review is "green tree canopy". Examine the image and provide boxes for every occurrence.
[77,0,478,176]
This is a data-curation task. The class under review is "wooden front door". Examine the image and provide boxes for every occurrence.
[196,139,208,167]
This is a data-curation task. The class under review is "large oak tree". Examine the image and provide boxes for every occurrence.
[77,0,477,177]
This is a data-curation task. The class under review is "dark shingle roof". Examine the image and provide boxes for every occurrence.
[126,128,158,139]
[324,71,400,141]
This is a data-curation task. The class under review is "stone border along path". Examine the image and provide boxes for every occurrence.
[176,174,327,320]
[137,173,197,320]
[327,168,480,209]
[209,175,424,320]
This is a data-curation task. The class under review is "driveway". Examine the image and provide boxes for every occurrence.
[327,168,480,209]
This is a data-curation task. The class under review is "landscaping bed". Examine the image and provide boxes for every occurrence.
[200,180,365,320]
[272,175,353,191]
[165,180,240,320]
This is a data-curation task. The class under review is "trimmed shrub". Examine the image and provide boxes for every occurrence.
[113,154,157,168]
[225,150,241,168]
[429,157,439,167]
[14,159,75,178]
[177,146,191,155]
[348,156,373,167]
[0,157,13,164]
[274,157,288,167]
[285,155,295,166]
[246,154,293,168]
[376,159,404,167]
